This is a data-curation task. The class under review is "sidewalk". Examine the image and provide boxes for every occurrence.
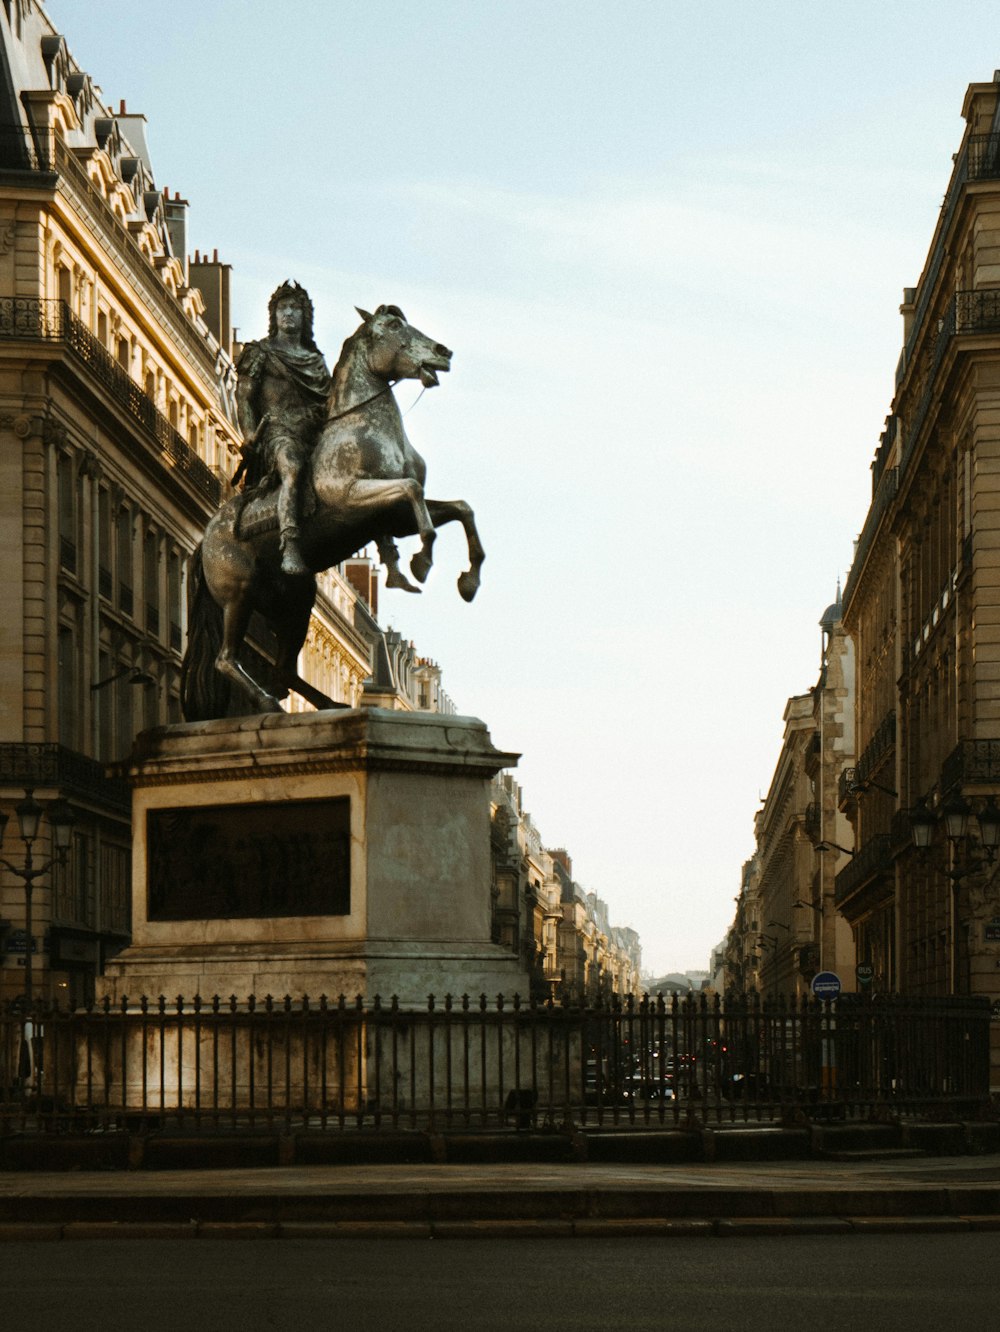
[3,1149,1000,1239]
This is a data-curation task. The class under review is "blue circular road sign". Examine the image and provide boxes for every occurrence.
[811,971,842,1000]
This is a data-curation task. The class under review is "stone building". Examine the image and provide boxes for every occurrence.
[0,4,372,1004]
[838,73,1000,1017]
[490,775,641,999]
[727,592,855,995]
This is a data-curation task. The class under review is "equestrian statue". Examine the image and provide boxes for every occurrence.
[179,286,485,721]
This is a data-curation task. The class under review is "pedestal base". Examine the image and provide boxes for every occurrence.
[99,708,528,1008]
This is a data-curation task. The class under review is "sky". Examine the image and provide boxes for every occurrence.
[49,0,999,977]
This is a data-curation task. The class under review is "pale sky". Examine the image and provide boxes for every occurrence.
[51,1,998,976]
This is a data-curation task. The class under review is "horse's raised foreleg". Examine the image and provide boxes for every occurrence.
[343,477,436,583]
[426,499,485,602]
[216,590,284,713]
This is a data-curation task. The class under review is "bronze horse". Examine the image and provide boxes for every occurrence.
[180,305,485,721]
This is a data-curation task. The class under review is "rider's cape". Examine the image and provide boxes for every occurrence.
[235,338,330,491]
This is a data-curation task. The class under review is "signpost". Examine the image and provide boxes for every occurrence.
[855,962,875,988]
[811,971,841,1095]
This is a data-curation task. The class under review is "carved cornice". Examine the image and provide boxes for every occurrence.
[130,755,493,788]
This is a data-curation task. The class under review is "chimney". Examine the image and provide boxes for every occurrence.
[344,557,378,618]
[188,249,232,354]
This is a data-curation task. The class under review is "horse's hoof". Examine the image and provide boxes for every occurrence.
[280,555,311,577]
[457,572,479,602]
[410,552,433,584]
[386,567,422,594]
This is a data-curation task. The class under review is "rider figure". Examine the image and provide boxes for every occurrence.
[234,281,330,576]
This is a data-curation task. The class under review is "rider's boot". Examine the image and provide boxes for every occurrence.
[280,525,310,577]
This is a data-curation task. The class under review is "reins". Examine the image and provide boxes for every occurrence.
[325,382,393,424]
[326,377,428,423]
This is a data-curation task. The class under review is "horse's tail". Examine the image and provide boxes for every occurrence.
[179,543,230,722]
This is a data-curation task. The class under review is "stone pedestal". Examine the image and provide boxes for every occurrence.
[99,708,528,1008]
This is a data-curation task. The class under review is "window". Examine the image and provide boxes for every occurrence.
[144,529,159,637]
[116,669,133,756]
[52,830,91,926]
[97,649,114,761]
[57,623,79,748]
[142,676,158,732]
[168,551,182,651]
[117,509,133,615]
[97,487,112,599]
[100,842,130,935]
[57,452,77,573]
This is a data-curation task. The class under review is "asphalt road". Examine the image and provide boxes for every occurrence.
[1,1234,997,1332]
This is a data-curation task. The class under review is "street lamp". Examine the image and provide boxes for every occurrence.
[909,791,1000,993]
[0,790,75,1005]
[909,793,1000,867]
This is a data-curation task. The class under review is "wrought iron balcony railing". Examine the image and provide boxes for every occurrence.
[834,833,892,906]
[0,742,129,813]
[0,298,220,507]
[845,283,1000,618]
[898,132,1000,389]
[856,710,896,789]
[841,468,897,617]
[942,739,1000,793]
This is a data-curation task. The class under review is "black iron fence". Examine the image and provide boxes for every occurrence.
[0,991,990,1135]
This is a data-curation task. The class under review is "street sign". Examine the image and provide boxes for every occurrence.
[855,962,875,987]
[985,918,1000,943]
[4,930,36,955]
[811,970,842,1000]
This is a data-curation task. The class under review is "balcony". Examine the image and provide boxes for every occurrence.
[841,468,897,617]
[803,802,821,840]
[838,766,858,809]
[0,128,222,381]
[0,742,129,814]
[942,739,1000,792]
[898,132,1000,390]
[855,710,896,789]
[835,834,892,907]
[0,297,220,507]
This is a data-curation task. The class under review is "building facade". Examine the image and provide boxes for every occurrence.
[839,74,1000,1023]
[727,594,855,995]
[0,4,372,1004]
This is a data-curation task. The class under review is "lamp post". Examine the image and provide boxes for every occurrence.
[0,790,75,1006]
[909,793,1000,991]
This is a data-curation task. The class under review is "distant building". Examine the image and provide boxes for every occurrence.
[490,775,641,998]
[727,590,855,995]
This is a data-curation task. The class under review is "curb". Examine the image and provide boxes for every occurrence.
[3,1122,999,1173]
[2,1214,998,1241]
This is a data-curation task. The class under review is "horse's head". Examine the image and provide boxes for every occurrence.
[355,304,452,388]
